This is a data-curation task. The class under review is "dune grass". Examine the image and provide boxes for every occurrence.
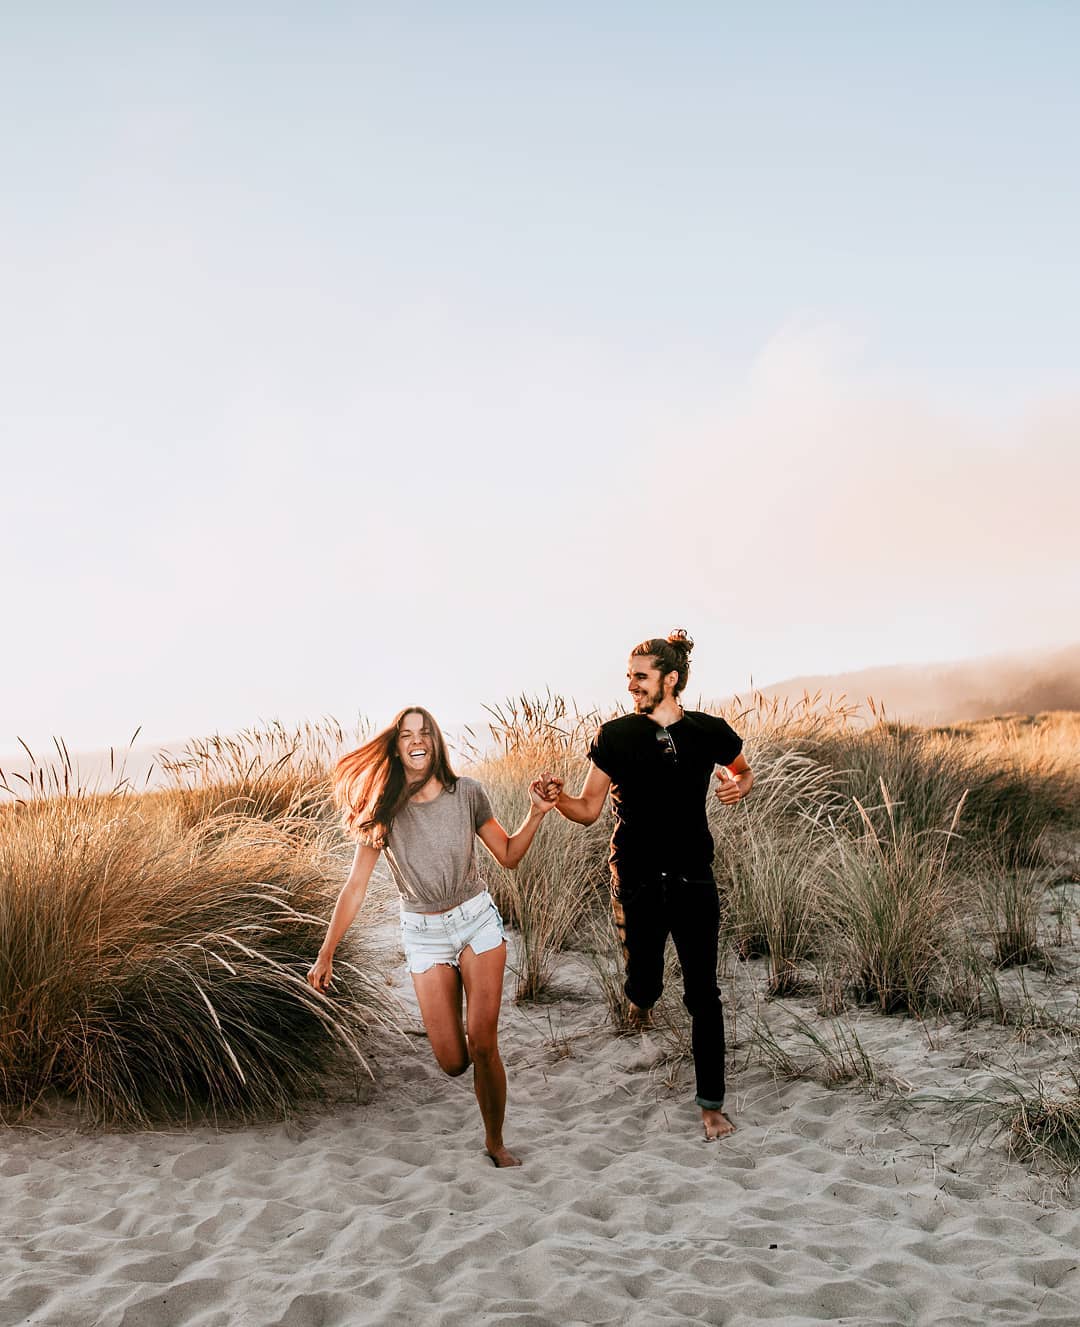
[461,695,1079,1015]
[0,754,398,1126]
[948,1064,1080,1181]
[2,698,1076,1132]
[798,712,1077,868]
[748,1005,902,1096]
[466,696,610,1000]
[974,854,1053,969]
[724,825,826,996]
[820,786,968,1014]
[154,717,366,831]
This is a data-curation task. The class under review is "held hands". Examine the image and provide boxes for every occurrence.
[715,766,743,807]
[529,771,564,813]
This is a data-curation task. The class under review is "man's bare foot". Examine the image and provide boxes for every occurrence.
[485,1143,522,1168]
[627,1002,652,1031]
[702,1108,735,1140]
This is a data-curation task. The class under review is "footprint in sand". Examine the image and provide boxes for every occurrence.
[616,1031,668,1073]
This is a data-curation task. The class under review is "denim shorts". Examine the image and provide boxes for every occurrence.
[399,890,506,974]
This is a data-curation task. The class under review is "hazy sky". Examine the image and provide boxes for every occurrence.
[3,3,1079,757]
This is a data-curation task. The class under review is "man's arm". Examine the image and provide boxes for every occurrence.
[715,752,753,805]
[553,763,612,825]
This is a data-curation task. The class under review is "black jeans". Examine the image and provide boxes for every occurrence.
[611,870,726,1109]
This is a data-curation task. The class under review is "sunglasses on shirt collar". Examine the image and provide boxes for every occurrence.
[655,728,677,762]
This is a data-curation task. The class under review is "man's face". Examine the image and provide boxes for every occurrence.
[626,655,673,715]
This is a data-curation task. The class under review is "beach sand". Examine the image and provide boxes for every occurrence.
[4,892,1080,1327]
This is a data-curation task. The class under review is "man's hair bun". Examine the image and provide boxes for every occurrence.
[667,628,694,655]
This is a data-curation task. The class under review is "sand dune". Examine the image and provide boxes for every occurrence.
[745,642,1080,725]
[4,887,1080,1327]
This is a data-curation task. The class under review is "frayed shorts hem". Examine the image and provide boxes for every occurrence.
[406,933,505,975]
[400,890,505,976]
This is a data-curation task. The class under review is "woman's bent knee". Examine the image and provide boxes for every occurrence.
[434,1050,471,1076]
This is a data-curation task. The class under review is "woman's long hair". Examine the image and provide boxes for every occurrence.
[333,706,457,845]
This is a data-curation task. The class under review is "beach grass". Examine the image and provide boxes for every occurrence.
[1,699,1076,1136]
[947,1064,1080,1181]
[748,1005,904,1095]
[0,735,398,1127]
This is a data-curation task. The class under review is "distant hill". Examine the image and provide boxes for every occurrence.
[744,643,1080,725]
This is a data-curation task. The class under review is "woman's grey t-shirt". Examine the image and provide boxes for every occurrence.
[384,777,495,912]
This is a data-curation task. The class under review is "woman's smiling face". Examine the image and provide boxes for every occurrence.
[397,711,433,779]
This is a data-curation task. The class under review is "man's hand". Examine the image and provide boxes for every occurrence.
[715,766,744,806]
[529,776,561,813]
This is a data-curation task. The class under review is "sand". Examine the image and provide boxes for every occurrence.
[3,896,1080,1327]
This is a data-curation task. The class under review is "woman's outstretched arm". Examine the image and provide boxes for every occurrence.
[476,782,558,869]
[307,841,382,990]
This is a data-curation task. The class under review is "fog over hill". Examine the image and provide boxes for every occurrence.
[741,643,1080,725]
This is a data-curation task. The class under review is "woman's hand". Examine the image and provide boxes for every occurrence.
[529,776,561,813]
[307,950,334,991]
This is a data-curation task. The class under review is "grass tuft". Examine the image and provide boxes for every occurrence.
[0,785,399,1126]
[749,1006,903,1095]
[824,784,966,1014]
[946,1065,1080,1179]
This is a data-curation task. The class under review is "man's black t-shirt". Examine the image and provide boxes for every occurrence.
[587,711,743,881]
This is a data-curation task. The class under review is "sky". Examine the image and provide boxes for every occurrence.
[3,2,1079,758]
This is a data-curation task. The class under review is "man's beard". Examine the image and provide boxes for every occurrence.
[633,685,663,715]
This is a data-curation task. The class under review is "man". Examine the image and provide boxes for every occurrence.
[546,629,752,1140]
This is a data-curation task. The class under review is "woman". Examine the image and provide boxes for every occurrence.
[307,706,555,1167]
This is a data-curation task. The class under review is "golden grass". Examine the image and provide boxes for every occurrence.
[2,699,1076,1125]
[466,696,610,1000]
[0,721,397,1126]
[467,695,1080,1016]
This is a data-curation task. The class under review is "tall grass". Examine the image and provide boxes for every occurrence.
[724,827,826,995]
[156,717,367,830]
[0,731,148,801]
[710,740,843,991]
[466,696,610,1000]
[798,714,1077,867]
[974,853,1052,968]
[4,699,1075,1123]
[462,695,1080,1014]
[0,781,398,1126]
[823,785,967,1014]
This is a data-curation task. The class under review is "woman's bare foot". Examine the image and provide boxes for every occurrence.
[486,1143,522,1168]
[702,1109,735,1140]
